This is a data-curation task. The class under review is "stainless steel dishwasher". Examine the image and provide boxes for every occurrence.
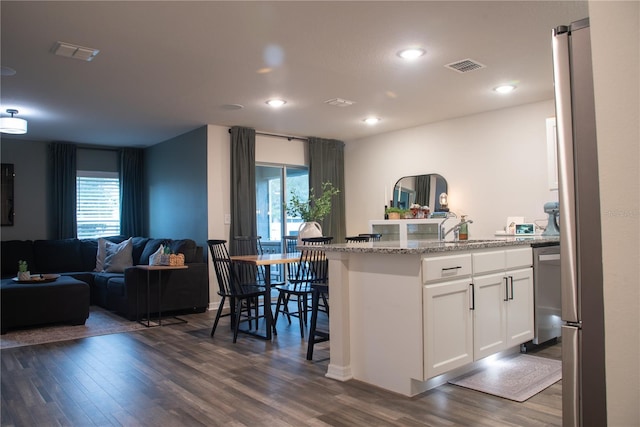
[531,242,562,345]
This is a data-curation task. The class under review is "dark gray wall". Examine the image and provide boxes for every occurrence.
[0,138,48,240]
[145,126,208,249]
[1,127,208,246]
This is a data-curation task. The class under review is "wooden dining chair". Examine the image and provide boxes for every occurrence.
[274,236,331,337]
[207,239,273,342]
[358,233,382,241]
[233,235,265,284]
[345,236,369,242]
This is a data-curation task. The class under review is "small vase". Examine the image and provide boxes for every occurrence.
[17,271,30,281]
[297,221,323,245]
[387,212,400,220]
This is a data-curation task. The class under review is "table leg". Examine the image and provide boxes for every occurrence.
[264,265,275,338]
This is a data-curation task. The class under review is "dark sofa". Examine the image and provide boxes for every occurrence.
[1,236,209,323]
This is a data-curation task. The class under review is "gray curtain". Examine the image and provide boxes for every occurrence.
[120,148,144,237]
[308,137,346,243]
[49,142,77,239]
[229,126,257,255]
[415,175,431,207]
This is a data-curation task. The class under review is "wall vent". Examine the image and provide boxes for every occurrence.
[445,58,486,73]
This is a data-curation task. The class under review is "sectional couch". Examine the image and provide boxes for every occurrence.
[1,236,209,329]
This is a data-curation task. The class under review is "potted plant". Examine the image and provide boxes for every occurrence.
[18,260,30,281]
[385,207,406,220]
[287,182,340,243]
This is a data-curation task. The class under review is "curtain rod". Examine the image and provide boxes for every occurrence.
[228,128,308,142]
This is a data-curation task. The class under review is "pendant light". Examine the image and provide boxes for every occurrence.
[0,109,28,134]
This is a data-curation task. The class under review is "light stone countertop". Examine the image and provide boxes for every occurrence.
[304,236,560,255]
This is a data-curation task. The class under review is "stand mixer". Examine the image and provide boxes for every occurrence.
[542,201,560,236]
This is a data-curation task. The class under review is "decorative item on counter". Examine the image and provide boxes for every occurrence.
[384,205,389,220]
[286,181,340,244]
[17,260,30,281]
[407,204,431,219]
[385,206,406,220]
[459,215,469,240]
[438,192,449,212]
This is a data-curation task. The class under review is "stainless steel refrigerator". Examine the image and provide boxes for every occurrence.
[552,17,607,426]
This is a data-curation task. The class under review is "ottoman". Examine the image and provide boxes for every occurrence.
[1,276,90,334]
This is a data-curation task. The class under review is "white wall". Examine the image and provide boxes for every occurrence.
[344,100,558,238]
[590,2,640,425]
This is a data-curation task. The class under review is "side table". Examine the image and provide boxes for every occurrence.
[135,265,189,327]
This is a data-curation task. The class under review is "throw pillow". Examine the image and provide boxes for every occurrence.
[95,238,108,272]
[95,236,127,272]
[103,237,134,273]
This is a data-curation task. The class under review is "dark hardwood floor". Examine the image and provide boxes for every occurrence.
[1,309,561,426]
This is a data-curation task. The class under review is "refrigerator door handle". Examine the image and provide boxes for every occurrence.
[552,29,580,323]
[562,325,581,427]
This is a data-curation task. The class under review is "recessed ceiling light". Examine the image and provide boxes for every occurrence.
[494,85,516,94]
[363,117,381,125]
[397,48,426,60]
[266,99,286,107]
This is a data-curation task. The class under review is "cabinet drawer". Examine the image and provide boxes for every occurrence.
[505,247,533,269]
[472,250,505,275]
[422,254,472,284]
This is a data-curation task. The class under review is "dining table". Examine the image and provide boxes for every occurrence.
[230,251,301,338]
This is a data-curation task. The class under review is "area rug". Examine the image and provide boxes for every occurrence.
[0,306,147,350]
[448,354,562,402]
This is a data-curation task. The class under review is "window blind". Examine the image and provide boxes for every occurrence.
[76,171,120,238]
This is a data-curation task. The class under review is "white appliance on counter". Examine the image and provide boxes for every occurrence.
[552,17,607,426]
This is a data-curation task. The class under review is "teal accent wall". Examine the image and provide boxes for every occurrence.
[145,126,208,250]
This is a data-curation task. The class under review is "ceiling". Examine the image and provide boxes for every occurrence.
[0,1,588,148]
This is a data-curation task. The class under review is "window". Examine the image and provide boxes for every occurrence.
[76,171,120,238]
[256,164,308,250]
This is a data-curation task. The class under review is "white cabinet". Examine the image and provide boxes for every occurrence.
[472,248,534,360]
[505,268,535,347]
[423,278,474,379]
[422,253,473,379]
[422,247,534,379]
[473,272,508,359]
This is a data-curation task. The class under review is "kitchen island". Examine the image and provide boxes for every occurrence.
[310,236,558,396]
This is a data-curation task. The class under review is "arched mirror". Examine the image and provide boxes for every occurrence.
[392,174,448,211]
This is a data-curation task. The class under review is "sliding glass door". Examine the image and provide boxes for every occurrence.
[256,164,308,252]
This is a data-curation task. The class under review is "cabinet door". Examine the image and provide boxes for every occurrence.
[506,268,535,347]
[423,279,473,379]
[473,272,508,360]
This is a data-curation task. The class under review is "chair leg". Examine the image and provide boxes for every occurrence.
[211,296,226,337]
[263,290,274,337]
[297,296,305,338]
[274,292,284,326]
[307,290,320,360]
[232,299,243,343]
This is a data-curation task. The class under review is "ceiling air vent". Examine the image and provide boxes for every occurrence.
[445,58,486,73]
[51,41,100,62]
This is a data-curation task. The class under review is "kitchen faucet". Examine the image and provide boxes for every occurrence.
[439,214,473,241]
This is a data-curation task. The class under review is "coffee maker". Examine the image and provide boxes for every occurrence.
[542,201,560,236]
